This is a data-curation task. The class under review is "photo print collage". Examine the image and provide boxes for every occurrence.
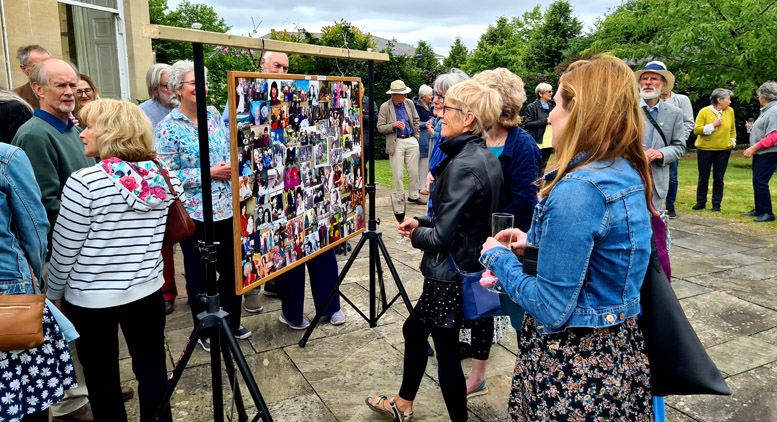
[233,75,366,290]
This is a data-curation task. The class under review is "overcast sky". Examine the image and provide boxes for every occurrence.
[167,0,625,55]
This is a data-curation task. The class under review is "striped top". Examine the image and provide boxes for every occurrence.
[47,160,184,308]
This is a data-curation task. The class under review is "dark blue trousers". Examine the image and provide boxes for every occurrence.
[753,152,777,215]
[665,161,678,211]
[275,249,340,325]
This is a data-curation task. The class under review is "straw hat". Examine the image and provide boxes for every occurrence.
[634,61,675,94]
[386,80,412,95]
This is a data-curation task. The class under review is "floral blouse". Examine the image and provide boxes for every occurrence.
[154,106,233,221]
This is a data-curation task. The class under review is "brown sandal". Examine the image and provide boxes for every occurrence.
[365,395,413,421]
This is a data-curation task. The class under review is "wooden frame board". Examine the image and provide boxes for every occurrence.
[229,71,366,294]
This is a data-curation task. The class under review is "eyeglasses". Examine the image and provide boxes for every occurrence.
[77,88,93,96]
[443,105,463,114]
[433,91,444,101]
[182,81,210,87]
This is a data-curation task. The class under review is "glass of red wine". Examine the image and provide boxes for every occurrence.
[390,192,408,244]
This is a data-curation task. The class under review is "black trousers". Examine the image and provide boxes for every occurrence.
[468,316,495,360]
[752,152,777,215]
[180,218,242,332]
[696,149,731,207]
[68,291,172,422]
[399,304,468,422]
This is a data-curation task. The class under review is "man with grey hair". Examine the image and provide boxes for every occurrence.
[11,58,98,422]
[660,73,695,219]
[13,44,51,108]
[139,63,179,129]
[634,61,686,211]
[139,63,180,315]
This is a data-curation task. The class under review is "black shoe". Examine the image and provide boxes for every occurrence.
[691,203,705,210]
[458,341,471,360]
[667,210,677,219]
[711,206,721,212]
[743,209,759,217]
[407,197,428,206]
[754,213,776,222]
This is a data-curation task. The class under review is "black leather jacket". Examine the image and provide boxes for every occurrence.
[523,99,554,144]
[412,132,504,281]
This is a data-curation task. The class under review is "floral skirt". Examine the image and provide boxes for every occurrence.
[0,306,77,421]
[509,314,652,422]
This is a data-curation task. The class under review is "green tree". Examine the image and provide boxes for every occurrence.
[591,0,777,100]
[525,0,583,75]
[464,10,543,74]
[442,37,469,70]
[149,0,231,65]
[413,40,438,72]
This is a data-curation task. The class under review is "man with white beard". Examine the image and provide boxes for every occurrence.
[635,61,686,211]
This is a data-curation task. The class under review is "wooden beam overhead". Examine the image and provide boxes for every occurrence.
[143,24,390,62]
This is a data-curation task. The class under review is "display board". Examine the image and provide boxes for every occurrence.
[229,72,366,294]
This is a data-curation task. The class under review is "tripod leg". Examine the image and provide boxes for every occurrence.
[375,233,414,314]
[221,339,248,422]
[298,234,369,347]
[154,324,203,421]
[373,242,388,309]
[210,328,225,422]
[221,328,274,422]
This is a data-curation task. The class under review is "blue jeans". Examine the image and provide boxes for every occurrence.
[753,152,777,215]
[665,161,678,211]
[274,249,340,325]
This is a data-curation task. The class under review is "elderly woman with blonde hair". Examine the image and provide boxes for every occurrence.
[366,80,504,422]
[48,99,179,421]
[458,68,542,398]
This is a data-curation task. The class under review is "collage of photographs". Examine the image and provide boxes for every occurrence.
[233,76,366,290]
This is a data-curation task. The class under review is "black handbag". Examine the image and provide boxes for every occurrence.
[640,239,731,396]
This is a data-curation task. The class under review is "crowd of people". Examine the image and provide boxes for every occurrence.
[0,40,774,422]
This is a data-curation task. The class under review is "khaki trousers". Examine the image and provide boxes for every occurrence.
[389,137,420,200]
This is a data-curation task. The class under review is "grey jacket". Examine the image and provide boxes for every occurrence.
[642,100,686,199]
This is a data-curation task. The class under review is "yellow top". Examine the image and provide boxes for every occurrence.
[694,106,736,150]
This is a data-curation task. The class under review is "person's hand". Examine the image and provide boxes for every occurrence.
[397,217,419,239]
[426,123,434,136]
[494,228,527,255]
[425,172,435,191]
[52,299,66,315]
[393,121,406,130]
[480,237,506,256]
[713,118,723,128]
[210,162,231,180]
[644,148,664,162]
[743,146,758,159]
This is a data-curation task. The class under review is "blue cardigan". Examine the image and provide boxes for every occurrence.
[498,126,542,232]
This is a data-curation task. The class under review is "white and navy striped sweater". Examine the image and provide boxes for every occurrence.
[47,159,184,308]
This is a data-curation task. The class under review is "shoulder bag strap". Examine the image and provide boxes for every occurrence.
[152,160,180,200]
[642,106,668,147]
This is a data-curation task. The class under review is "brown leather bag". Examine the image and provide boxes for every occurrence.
[0,267,45,351]
[153,160,196,248]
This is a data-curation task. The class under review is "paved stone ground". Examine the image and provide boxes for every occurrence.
[119,184,777,422]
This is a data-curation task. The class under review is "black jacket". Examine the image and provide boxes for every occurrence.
[523,99,554,144]
[412,132,504,281]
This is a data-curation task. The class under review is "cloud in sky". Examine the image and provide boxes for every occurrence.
[167,0,623,55]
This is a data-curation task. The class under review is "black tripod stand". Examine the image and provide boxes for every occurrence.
[154,42,272,422]
[299,61,413,347]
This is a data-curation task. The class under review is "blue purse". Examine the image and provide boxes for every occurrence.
[446,252,501,321]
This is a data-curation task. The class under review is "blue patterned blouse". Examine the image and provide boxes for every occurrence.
[154,106,233,222]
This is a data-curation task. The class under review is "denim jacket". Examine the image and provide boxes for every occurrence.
[480,154,651,334]
[0,144,49,294]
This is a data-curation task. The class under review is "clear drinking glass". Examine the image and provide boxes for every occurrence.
[390,193,408,244]
[747,118,755,134]
[483,213,515,292]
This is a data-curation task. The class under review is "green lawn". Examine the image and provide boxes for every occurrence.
[372,152,777,231]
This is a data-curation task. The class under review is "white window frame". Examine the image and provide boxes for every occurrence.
[57,0,131,100]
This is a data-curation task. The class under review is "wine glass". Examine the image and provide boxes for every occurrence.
[390,193,408,244]
[483,213,515,292]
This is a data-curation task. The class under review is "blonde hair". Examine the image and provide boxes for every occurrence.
[79,99,156,162]
[535,82,552,97]
[541,55,654,215]
[445,80,502,137]
[472,68,526,128]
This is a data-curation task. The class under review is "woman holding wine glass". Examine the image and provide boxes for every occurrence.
[366,80,504,422]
